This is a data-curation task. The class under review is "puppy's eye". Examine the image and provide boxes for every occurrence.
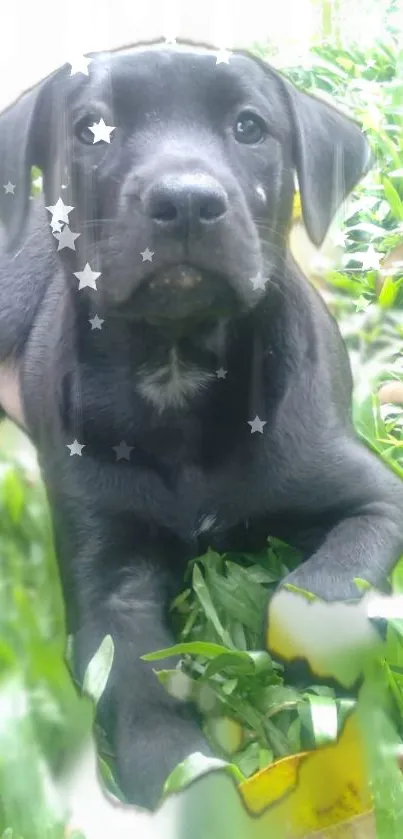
[234,112,267,144]
[74,116,102,145]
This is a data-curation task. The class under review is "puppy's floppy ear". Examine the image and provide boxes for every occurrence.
[0,67,66,252]
[275,71,373,247]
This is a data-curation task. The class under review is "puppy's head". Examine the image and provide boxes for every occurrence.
[0,41,372,326]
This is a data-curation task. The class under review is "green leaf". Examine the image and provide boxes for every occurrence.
[97,756,126,803]
[383,177,403,220]
[283,583,317,602]
[304,694,339,746]
[142,640,236,661]
[391,557,403,594]
[2,469,25,525]
[192,565,234,648]
[0,671,65,839]
[379,275,399,309]
[82,634,114,704]
[163,752,244,798]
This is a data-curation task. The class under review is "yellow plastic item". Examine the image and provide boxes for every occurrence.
[292,191,302,221]
[239,712,373,838]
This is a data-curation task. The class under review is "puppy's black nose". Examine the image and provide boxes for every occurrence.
[143,173,228,232]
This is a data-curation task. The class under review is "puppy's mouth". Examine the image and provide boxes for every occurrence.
[123,262,239,323]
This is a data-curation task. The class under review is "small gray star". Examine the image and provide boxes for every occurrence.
[89,314,105,330]
[68,55,92,76]
[66,439,85,456]
[113,441,134,461]
[215,48,232,65]
[140,247,154,262]
[3,181,15,194]
[46,197,74,224]
[248,415,267,434]
[250,273,269,291]
[89,118,116,144]
[216,367,227,379]
[74,263,101,291]
[53,225,80,251]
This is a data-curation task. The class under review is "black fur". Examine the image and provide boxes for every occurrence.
[0,40,401,810]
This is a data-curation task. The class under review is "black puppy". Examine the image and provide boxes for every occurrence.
[0,40,402,811]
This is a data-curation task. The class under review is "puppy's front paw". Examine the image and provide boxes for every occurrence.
[116,712,213,811]
[266,585,383,688]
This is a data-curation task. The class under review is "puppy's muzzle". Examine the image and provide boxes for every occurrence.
[123,172,239,323]
[143,172,229,235]
[126,262,238,323]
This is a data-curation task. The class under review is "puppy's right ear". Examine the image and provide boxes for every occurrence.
[0,67,66,252]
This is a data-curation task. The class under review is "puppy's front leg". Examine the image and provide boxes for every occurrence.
[71,554,211,811]
[267,439,403,684]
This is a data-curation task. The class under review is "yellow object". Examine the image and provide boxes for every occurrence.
[239,712,372,838]
[292,191,302,221]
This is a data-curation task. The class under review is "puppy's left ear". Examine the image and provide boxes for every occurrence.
[0,67,67,252]
[279,73,373,247]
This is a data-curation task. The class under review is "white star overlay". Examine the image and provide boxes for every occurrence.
[3,182,15,194]
[355,296,372,313]
[216,368,227,379]
[74,263,101,291]
[163,33,177,46]
[46,197,74,225]
[250,273,269,291]
[68,56,93,76]
[215,49,232,65]
[140,248,154,262]
[89,119,116,144]
[248,415,267,434]
[53,226,80,251]
[113,441,134,461]
[359,245,382,272]
[66,439,85,456]
[89,315,105,330]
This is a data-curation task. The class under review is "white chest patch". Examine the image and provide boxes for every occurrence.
[137,347,214,413]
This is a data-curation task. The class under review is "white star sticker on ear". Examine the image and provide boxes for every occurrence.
[140,248,154,262]
[3,182,15,194]
[68,56,93,76]
[74,263,101,291]
[53,225,80,251]
[248,415,267,434]
[113,441,134,461]
[250,273,269,291]
[46,197,74,224]
[216,367,227,379]
[66,439,85,456]
[89,314,104,330]
[89,119,116,144]
[215,48,232,65]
